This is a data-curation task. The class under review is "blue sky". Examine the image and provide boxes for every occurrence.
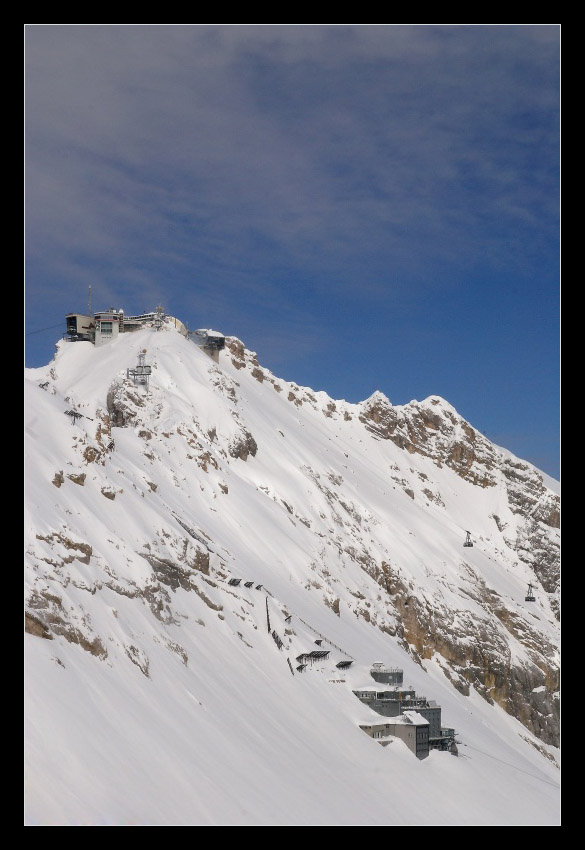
[25,24,560,479]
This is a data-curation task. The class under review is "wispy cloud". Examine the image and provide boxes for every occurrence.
[25,25,560,477]
[26,24,559,308]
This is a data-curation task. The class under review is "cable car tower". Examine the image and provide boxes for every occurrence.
[64,408,93,424]
[64,409,84,425]
[127,350,152,390]
[463,531,473,547]
[525,583,536,602]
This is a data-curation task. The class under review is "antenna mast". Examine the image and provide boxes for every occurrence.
[88,285,92,316]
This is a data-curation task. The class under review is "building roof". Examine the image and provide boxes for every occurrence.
[397,711,429,726]
[195,328,225,338]
[359,710,429,729]
[358,720,393,729]
[353,684,411,694]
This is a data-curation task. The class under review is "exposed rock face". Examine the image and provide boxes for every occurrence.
[27,522,215,667]
[226,337,260,373]
[26,589,107,658]
[106,379,145,427]
[496,460,560,618]
[359,393,498,487]
[359,392,560,625]
[67,472,86,486]
[25,612,53,640]
[229,430,258,461]
[141,548,210,592]
[361,559,559,745]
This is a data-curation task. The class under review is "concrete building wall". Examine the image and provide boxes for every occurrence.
[167,315,189,338]
[356,690,442,739]
[415,726,430,759]
[391,723,429,759]
[359,722,392,739]
[94,312,121,347]
[370,668,404,685]
[359,719,430,759]
[367,699,402,718]
[414,706,441,739]
[391,725,418,757]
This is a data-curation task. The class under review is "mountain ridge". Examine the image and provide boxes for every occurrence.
[25,320,560,825]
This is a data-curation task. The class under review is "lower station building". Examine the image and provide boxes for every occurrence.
[355,664,457,757]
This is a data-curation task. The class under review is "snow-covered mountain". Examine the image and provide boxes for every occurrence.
[25,319,560,825]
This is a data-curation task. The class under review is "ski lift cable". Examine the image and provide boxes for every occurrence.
[459,743,559,788]
[26,322,64,336]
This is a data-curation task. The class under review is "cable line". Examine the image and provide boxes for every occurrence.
[460,743,559,788]
[26,323,63,336]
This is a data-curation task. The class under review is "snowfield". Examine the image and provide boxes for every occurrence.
[25,322,560,825]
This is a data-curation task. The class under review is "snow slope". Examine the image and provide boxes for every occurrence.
[25,322,560,825]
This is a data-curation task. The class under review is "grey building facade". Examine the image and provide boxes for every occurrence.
[370,663,404,685]
[359,712,430,759]
[354,665,456,754]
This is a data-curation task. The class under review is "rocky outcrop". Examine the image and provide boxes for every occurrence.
[106,379,145,427]
[226,337,260,373]
[66,472,86,486]
[35,532,93,564]
[124,643,150,677]
[359,394,498,487]
[494,460,560,617]
[25,611,53,640]
[229,429,258,461]
[141,546,210,592]
[26,589,107,659]
[359,557,560,746]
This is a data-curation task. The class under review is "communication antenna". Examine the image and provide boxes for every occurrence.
[88,285,92,316]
